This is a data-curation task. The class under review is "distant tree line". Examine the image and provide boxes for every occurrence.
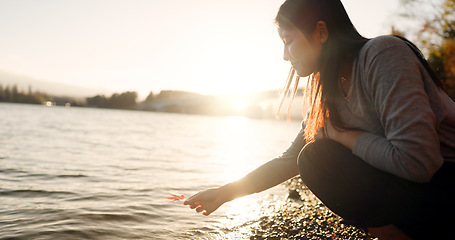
[85,90,201,110]
[0,84,46,104]
[0,84,212,112]
[0,84,278,118]
[142,90,203,102]
[86,91,138,110]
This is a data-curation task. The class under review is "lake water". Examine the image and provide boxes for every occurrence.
[0,103,302,239]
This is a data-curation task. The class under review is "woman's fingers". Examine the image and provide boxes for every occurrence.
[195,206,204,213]
[183,192,201,206]
[195,204,213,216]
[184,189,212,207]
[184,188,223,216]
[187,202,199,209]
[183,192,206,211]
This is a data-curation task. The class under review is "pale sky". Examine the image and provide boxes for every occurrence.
[0,0,400,99]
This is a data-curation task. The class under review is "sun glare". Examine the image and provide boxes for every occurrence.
[185,27,286,96]
[232,99,250,112]
[209,116,258,183]
[187,47,254,95]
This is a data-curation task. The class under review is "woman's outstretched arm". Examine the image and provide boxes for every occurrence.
[184,125,305,216]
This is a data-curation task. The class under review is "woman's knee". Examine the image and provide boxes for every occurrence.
[297,139,349,175]
[298,139,326,169]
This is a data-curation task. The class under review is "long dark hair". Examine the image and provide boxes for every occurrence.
[275,0,369,142]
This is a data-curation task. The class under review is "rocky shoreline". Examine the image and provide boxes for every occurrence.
[248,177,374,240]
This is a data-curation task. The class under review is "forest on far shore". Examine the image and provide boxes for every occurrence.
[0,83,204,110]
[0,84,282,119]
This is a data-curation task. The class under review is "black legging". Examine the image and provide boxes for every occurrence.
[298,139,454,239]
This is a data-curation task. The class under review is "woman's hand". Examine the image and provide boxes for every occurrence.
[315,120,364,150]
[183,187,227,216]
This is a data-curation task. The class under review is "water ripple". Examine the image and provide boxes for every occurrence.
[0,189,78,198]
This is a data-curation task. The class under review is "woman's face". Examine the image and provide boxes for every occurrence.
[278,24,324,77]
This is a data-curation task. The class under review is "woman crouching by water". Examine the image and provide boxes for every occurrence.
[184,0,455,239]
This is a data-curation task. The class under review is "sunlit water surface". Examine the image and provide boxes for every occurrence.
[0,103,301,239]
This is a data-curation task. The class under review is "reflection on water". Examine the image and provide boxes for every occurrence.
[0,103,301,239]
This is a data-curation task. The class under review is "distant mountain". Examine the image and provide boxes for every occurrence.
[0,70,108,99]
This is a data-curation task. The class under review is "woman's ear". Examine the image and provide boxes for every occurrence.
[316,21,328,43]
